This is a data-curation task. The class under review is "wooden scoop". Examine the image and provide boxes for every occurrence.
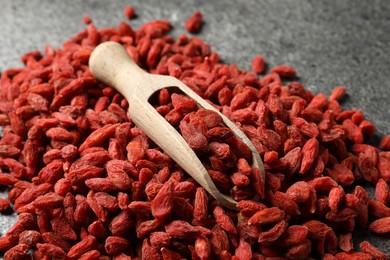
[89,41,264,210]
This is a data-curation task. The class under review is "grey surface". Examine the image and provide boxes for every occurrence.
[0,0,389,256]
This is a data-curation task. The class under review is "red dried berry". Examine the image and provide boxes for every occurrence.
[185,11,203,33]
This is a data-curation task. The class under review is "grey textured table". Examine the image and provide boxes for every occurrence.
[0,0,389,257]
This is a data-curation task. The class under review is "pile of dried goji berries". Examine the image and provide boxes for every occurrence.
[0,6,389,259]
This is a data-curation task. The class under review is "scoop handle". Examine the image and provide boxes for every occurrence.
[89,41,158,99]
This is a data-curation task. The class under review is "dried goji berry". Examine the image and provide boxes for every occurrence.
[185,11,203,34]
